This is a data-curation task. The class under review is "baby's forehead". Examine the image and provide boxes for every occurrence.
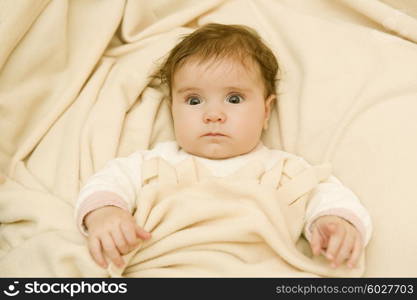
[171,55,265,95]
[174,55,262,81]
[180,53,257,70]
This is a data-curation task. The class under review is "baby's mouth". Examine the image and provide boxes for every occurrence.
[202,132,227,137]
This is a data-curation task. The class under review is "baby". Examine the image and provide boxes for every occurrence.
[75,23,372,273]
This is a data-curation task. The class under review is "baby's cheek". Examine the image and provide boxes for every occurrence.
[240,120,263,139]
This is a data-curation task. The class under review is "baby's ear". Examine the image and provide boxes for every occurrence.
[266,94,276,108]
[263,94,276,130]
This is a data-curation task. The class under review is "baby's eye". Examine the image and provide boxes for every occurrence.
[186,96,202,105]
[226,94,244,104]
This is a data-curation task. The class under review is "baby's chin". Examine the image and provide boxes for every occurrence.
[183,144,251,160]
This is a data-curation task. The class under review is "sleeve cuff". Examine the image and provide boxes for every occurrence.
[76,191,130,236]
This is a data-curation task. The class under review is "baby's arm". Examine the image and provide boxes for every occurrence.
[304,175,372,268]
[75,152,150,268]
[75,152,142,234]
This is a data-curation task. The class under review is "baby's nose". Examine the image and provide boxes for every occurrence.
[203,111,226,123]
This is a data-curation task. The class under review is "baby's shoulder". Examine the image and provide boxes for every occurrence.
[141,141,183,163]
[264,147,306,162]
[263,148,312,174]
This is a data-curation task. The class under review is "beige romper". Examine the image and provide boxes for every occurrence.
[109,154,364,277]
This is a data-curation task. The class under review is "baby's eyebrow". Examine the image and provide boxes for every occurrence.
[175,86,251,94]
[224,86,250,93]
[175,87,201,94]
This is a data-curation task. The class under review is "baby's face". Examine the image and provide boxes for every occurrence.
[171,56,274,159]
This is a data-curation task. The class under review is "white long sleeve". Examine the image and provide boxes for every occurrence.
[282,155,372,246]
[304,175,372,246]
[75,141,372,244]
[75,152,143,234]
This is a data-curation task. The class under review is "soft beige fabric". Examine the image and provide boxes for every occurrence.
[108,156,361,277]
[0,0,416,277]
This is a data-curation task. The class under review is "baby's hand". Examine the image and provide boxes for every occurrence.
[84,206,151,269]
[309,215,362,268]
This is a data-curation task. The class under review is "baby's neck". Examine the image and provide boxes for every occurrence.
[183,142,265,160]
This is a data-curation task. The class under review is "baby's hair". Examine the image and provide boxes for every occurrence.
[157,23,279,98]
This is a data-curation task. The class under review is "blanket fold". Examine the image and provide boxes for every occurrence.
[108,156,362,277]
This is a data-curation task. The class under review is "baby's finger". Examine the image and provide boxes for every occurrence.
[310,226,323,256]
[88,236,107,268]
[347,237,363,268]
[101,233,125,268]
[121,221,140,249]
[325,224,345,263]
[110,227,129,255]
[333,233,355,267]
[136,226,152,240]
